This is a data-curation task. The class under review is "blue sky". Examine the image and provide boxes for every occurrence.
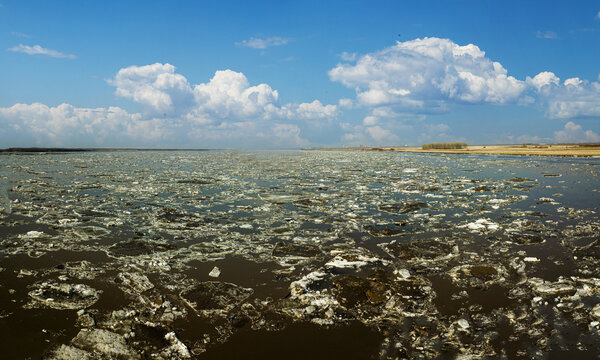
[1,0,600,148]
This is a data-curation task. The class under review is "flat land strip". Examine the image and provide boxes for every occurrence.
[308,144,600,157]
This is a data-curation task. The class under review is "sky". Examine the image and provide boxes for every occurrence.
[1,0,600,148]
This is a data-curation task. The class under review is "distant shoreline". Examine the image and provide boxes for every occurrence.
[0,148,213,153]
[305,144,600,157]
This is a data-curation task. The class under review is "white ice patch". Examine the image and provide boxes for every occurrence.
[259,194,297,203]
[58,218,78,227]
[19,230,45,239]
[289,271,339,309]
[395,269,411,279]
[538,197,559,205]
[325,254,380,269]
[208,266,221,278]
[290,271,326,297]
[487,198,508,210]
[164,331,191,358]
[459,218,500,233]
[457,319,470,330]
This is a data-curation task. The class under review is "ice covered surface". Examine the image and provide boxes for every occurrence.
[1,150,600,358]
[459,218,500,232]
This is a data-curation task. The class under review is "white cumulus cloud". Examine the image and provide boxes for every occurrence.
[0,103,168,146]
[191,69,279,120]
[8,44,76,59]
[528,71,600,119]
[110,63,194,114]
[554,122,600,143]
[1,63,337,148]
[329,37,526,110]
[526,71,560,92]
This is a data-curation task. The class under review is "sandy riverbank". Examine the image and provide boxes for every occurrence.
[307,144,600,157]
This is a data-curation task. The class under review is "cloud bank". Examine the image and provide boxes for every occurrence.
[0,64,337,148]
[330,37,526,110]
[330,37,600,144]
[527,72,600,119]
[2,37,599,147]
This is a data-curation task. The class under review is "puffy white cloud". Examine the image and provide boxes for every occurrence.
[329,37,600,124]
[1,64,337,148]
[515,122,600,144]
[109,65,337,125]
[564,77,583,87]
[236,36,291,49]
[0,103,169,146]
[329,37,526,109]
[554,122,600,143]
[528,71,600,118]
[278,100,338,120]
[526,71,560,92]
[110,63,194,114]
[8,44,76,59]
[191,69,279,120]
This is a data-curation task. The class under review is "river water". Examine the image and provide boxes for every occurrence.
[1,150,599,359]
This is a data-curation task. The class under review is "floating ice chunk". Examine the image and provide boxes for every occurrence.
[457,319,470,330]
[395,269,411,279]
[423,193,444,198]
[117,272,154,294]
[19,231,45,239]
[58,218,78,226]
[459,218,500,232]
[164,331,191,358]
[400,190,421,194]
[239,224,253,229]
[529,277,575,296]
[72,329,139,359]
[29,282,100,309]
[403,168,418,173]
[259,194,297,203]
[592,304,600,319]
[47,345,93,360]
[488,198,508,210]
[523,257,540,263]
[325,254,380,269]
[208,266,221,278]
